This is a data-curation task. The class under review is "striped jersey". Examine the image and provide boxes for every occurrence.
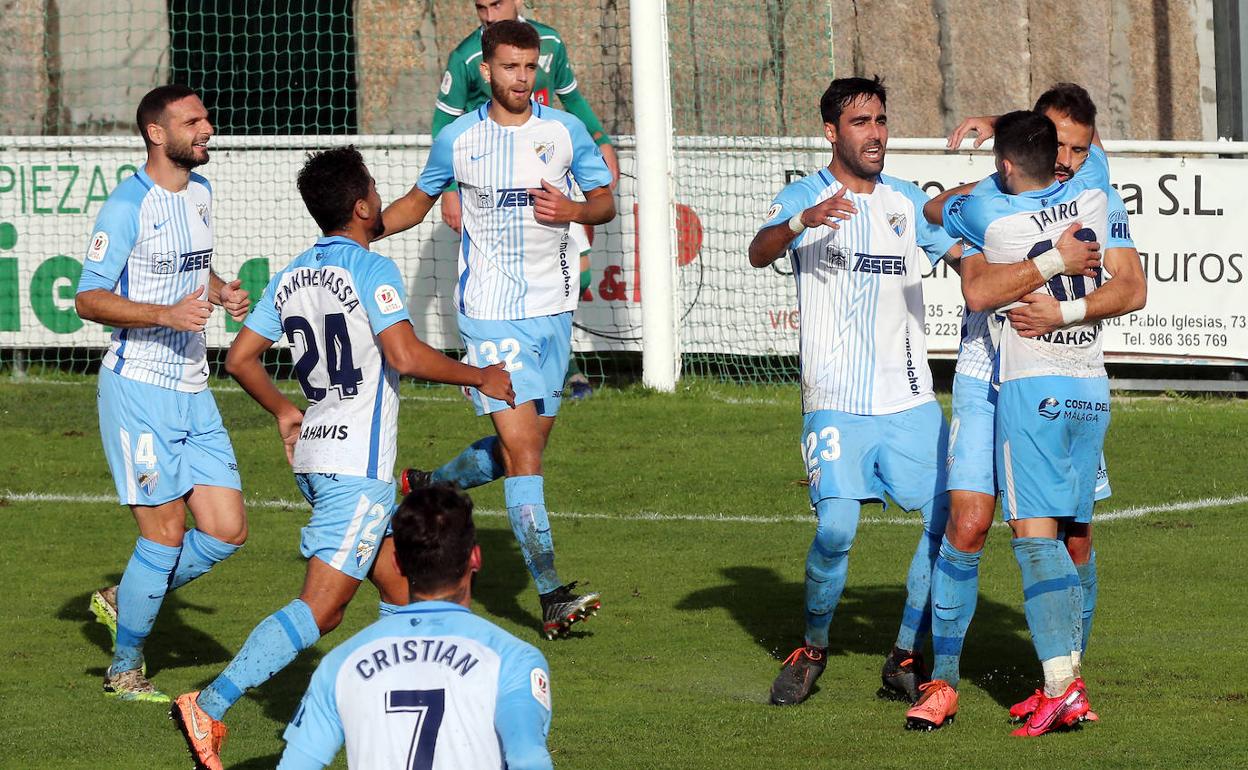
[953,177,997,382]
[279,602,553,770]
[246,236,410,482]
[417,101,612,321]
[76,167,214,392]
[942,146,1135,383]
[762,170,957,415]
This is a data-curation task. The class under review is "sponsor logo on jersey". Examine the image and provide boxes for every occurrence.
[496,188,537,208]
[440,70,452,95]
[299,424,349,441]
[152,251,177,274]
[887,211,907,237]
[1109,210,1130,241]
[533,140,555,165]
[1038,397,1061,421]
[179,248,213,273]
[86,231,109,262]
[1036,325,1099,345]
[531,668,552,710]
[538,53,553,72]
[475,185,495,208]
[558,232,572,298]
[822,243,850,271]
[375,284,404,314]
[852,253,906,275]
[765,203,782,221]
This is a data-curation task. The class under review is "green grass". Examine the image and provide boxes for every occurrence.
[1,377,1246,768]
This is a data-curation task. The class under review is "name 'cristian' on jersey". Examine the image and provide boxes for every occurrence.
[272,266,361,314]
[354,638,481,680]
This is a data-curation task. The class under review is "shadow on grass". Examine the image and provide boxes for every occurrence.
[676,565,1039,708]
[58,575,235,677]
[471,523,546,637]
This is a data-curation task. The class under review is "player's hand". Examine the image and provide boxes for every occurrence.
[219,279,250,323]
[276,408,303,466]
[441,190,463,233]
[1056,222,1101,277]
[947,115,998,149]
[476,362,515,408]
[530,179,580,225]
[1007,293,1064,337]
[599,143,621,191]
[799,185,857,230]
[162,286,213,332]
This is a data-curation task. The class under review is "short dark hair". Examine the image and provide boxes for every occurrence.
[136,84,198,148]
[820,76,887,126]
[994,110,1058,182]
[392,484,477,596]
[1033,82,1098,128]
[296,145,372,234]
[482,19,540,61]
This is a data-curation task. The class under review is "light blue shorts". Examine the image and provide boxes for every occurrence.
[996,375,1111,523]
[97,367,240,506]
[458,311,572,417]
[295,473,396,580]
[949,373,1112,501]
[802,400,948,511]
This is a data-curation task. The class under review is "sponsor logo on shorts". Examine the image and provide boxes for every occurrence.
[1039,396,1109,422]
[1038,397,1061,421]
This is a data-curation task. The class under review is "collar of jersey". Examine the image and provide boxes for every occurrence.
[394,600,472,615]
[134,165,155,191]
[479,100,542,128]
[314,235,358,249]
[1016,179,1064,199]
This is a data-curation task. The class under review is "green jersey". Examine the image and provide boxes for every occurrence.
[433,17,609,145]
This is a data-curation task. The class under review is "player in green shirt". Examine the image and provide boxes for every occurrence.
[433,0,618,398]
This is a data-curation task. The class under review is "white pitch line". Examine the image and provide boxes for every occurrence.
[3,490,1245,526]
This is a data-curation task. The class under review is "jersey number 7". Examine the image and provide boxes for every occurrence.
[387,688,446,770]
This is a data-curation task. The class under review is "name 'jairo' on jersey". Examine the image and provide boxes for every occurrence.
[246,236,411,481]
[417,101,612,322]
[942,147,1135,383]
[761,170,957,415]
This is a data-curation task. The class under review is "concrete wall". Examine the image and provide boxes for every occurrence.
[0,0,1217,140]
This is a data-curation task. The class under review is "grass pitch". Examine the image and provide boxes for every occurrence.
[0,376,1245,768]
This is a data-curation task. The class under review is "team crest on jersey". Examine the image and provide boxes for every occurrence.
[475,186,495,209]
[440,70,452,95]
[887,211,907,237]
[530,668,552,711]
[87,232,109,262]
[538,53,553,72]
[152,251,177,274]
[197,202,209,224]
[533,140,555,164]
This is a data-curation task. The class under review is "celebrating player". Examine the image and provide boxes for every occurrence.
[277,485,554,770]
[905,87,1145,732]
[75,84,250,703]
[171,146,513,770]
[380,20,615,640]
[748,77,962,707]
[928,111,1145,736]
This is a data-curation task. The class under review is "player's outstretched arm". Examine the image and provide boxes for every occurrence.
[922,182,975,226]
[1006,246,1146,337]
[748,187,857,268]
[208,270,251,323]
[960,222,1102,312]
[226,327,304,464]
[76,286,213,332]
[378,321,515,406]
[378,187,439,240]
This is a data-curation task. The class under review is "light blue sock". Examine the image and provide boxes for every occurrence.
[894,494,950,652]
[111,537,181,673]
[930,536,983,687]
[378,601,404,618]
[1012,537,1082,667]
[197,598,320,721]
[504,475,559,594]
[169,529,240,591]
[1076,551,1097,654]
[803,498,860,648]
[431,436,504,489]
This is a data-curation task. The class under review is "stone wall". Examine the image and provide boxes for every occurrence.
[0,0,1217,140]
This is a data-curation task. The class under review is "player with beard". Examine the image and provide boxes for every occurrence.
[171,146,513,770]
[900,85,1145,732]
[748,76,965,707]
[76,84,251,703]
[379,20,614,640]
